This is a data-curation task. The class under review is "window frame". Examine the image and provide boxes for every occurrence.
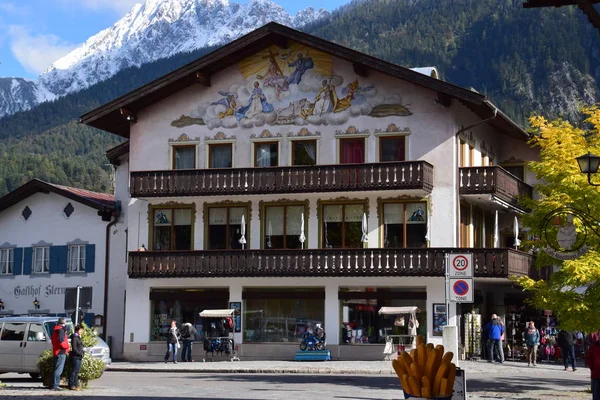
[253,141,279,167]
[290,138,318,166]
[318,199,368,249]
[33,246,50,274]
[148,204,195,251]
[378,199,428,248]
[378,135,407,162]
[338,137,366,164]
[207,143,234,169]
[260,201,309,249]
[68,244,86,273]
[171,144,197,170]
[204,202,251,250]
[0,247,14,275]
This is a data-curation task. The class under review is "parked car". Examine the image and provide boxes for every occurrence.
[0,316,111,379]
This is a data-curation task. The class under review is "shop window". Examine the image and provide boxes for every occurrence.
[339,288,426,344]
[206,206,248,250]
[172,145,196,170]
[33,247,50,274]
[322,202,365,248]
[379,136,406,162]
[264,204,306,249]
[292,140,317,166]
[151,207,193,251]
[254,142,278,167]
[381,202,427,248]
[69,245,86,272]
[209,143,233,168]
[339,138,365,164]
[0,248,13,275]
[243,288,324,343]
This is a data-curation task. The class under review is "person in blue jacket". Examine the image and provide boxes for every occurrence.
[486,314,505,363]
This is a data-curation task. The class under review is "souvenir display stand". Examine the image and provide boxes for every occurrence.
[463,311,482,360]
[199,309,240,362]
[378,306,420,360]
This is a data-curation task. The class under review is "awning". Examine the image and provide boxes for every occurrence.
[199,309,239,318]
[378,306,420,315]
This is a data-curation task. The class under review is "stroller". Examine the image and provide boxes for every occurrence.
[300,323,326,351]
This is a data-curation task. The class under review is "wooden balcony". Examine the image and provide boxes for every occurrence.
[459,166,533,210]
[129,161,434,197]
[128,248,542,279]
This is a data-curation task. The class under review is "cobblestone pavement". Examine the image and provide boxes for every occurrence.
[0,360,592,399]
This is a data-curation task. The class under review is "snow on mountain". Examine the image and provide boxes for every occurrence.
[38,0,330,96]
[0,78,56,118]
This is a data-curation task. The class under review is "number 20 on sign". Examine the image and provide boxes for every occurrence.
[448,253,473,277]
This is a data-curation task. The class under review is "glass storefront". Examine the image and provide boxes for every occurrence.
[149,288,228,341]
[243,288,324,343]
[339,287,426,344]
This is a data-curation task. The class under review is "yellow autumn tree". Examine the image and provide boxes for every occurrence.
[517,106,600,332]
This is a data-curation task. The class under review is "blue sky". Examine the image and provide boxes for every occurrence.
[0,0,348,80]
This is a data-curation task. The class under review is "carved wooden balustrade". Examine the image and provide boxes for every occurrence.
[128,248,542,279]
[130,161,434,197]
[459,166,533,210]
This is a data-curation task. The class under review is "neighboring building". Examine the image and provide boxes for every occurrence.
[0,179,127,358]
[82,23,543,361]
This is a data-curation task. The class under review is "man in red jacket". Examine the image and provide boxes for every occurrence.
[586,330,600,400]
[51,317,70,391]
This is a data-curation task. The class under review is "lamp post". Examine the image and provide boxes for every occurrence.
[576,152,600,186]
[33,298,40,310]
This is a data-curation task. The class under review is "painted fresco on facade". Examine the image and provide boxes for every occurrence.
[172,42,412,129]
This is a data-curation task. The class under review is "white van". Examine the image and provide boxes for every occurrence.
[0,316,111,379]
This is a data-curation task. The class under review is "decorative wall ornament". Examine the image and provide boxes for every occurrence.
[334,126,370,136]
[63,203,75,218]
[376,195,427,218]
[205,132,237,141]
[500,156,524,165]
[317,197,370,219]
[168,133,200,143]
[374,123,411,134]
[22,206,32,221]
[287,128,321,137]
[458,130,476,146]
[480,141,496,158]
[146,201,197,224]
[171,115,205,128]
[202,200,252,222]
[258,199,310,220]
[0,242,16,249]
[250,129,282,139]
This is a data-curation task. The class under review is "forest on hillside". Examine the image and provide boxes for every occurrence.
[0,0,598,196]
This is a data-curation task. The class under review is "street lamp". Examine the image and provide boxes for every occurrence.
[576,153,600,186]
[33,298,40,310]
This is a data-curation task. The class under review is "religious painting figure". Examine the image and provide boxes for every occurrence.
[331,80,375,113]
[257,50,289,99]
[211,91,239,119]
[236,82,274,120]
[286,53,314,85]
[301,79,334,118]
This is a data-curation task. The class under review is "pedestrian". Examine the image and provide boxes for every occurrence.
[524,321,540,366]
[50,317,70,390]
[586,330,600,400]
[485,314,504,363]
[68,324,84,390]
[180,322,197,362]
[164,320,180,364]
[558,329,577,371]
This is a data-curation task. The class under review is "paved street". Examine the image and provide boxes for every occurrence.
[0,360,592,399]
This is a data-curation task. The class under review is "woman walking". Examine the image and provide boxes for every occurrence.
[68,324,84,390]
[164,320,180,364]
[524,321,540,366]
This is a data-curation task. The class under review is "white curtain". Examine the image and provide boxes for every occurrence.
[211,145,231,168]
[175,147,195,169]
[266,207,284,235]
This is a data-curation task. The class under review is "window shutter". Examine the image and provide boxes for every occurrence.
[83,312,94,327]
[49,246,57,274]
[13,248,23,275]
[85,244,96,273]
[55,246,68,274]
[23,247,32,275]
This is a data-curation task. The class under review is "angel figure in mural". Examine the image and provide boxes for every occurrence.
[301,79,335,118]
[332,80,375,113]
[257,49,289,99]
[286,53,314,85]
[211,91,239,119]
[235,81,274,120]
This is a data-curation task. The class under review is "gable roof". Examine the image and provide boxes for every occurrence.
[80,22,528,141]
[0,179,115,214]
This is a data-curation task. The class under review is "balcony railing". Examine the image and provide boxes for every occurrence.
[128,248,541,279]
[459,166,533,210]
[130,161,434,197]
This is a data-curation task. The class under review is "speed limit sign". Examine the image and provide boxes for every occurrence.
[448,253,473,277]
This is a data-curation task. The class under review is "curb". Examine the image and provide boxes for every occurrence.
[106,365,396,375]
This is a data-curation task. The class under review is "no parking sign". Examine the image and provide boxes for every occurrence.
[449,278,474,303]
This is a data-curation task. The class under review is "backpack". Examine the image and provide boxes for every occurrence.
[180,324,190,339]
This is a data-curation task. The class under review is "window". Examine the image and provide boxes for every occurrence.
[340,138,365,164]
[322,202,366,248]
[255,142,278,167]
[264,204,306,249]
[207,206,249,250]
[381,202,427,248]
[502,165,525,181]
[172,145,196,169]
[0,248,13,275]
[1,323,26,341]
[69,245,86,272]
[379,136,406,162]
[152,207,193,251]
[292,140,317,166]
[209,143,232,168]
[33,247,50,273]
[460,204,470,247]
[27,324,46,341]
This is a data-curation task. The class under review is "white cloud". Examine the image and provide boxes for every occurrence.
[58,0,142,15]
[8,25,79,75]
